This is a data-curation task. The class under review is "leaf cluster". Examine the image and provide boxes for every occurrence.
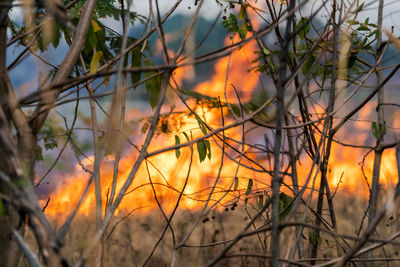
[222,7,249,41]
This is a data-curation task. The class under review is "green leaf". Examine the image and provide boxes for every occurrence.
[262,47,271,56]
[302,55,315,75]
[354,2,365,13]
[244,198,248,208]
[197,140,207,162]
[258,195,264,209]
[35,146,43,161]
[380,123,386,138]
[64,30,72,46]
[181,89,218,102]
[44,136,58,150]
[245,179,253,196]
[309,230,322,247]
[0,198,4,217]
[37,35,48,52]
[265,193,271,206]
[238,22,248,40]
[90,51,103,74]
[130,47,142,88]
[229,13,238,24]
[175,135,181,159]
[194,114,207,135]
[88,27,97,49]
[279,192,294,222]
[51,22,61,48]
[182,131,190,142]
[144,59,162,109]
[238,6,246,20]
[348,53,357,68]
[297,17,310,39]
[222,13,239,36]
[357,24,370,31]
[372,121,379,139]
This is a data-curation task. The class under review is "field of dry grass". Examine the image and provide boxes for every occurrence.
[17,190,398,266]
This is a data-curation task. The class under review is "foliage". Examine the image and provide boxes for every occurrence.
[1,0,400,266]
[222,8,248,40]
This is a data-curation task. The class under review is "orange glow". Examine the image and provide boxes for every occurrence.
[195,37,259,103]
[41,12,399,220]
[42,105,262,219]
[43,98,398,219]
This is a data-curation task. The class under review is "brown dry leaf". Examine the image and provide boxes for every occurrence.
[91,19,101,33]
[385,30,400,51]
[43,16,55,46]
[166,85,176,111]
[90,51,103,74]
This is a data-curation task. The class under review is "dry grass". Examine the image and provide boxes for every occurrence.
[20,190,400,266]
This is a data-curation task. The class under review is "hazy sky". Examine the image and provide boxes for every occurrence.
[131,0,400,34]
[8,1,400,38]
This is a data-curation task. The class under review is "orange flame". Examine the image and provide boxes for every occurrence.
[41,12,399,220]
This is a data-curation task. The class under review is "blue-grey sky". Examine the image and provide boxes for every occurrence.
[8,0,400,34]
[115,1,400,39]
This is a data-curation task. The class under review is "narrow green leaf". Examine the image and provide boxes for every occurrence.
[88,27,97,48]
[380,123,386,137]
[144,59,162,109]
[51,22,61,48]
[372,122,379,139]
[90,51,103,74]
[238,22,248,40]
[175,135,181,159]
[279,192,293,206]
[245,179,253,196]
[197,140,207,162]
[37,35,47,52]
[297,17,310,39]
[279,192,294,222]
[265,193,271,206]
[258,195,263,209]
[204,139,211,160]
[194,114,207,135]
[238,6,246,20]
[131,47,142,88]
[302,55,315,75]
[262,47,271,56]
[64,30,72,46]
[348,53,357,68]
[309,230,322,247]
[355,2,365,13]
[182,131,190,142]
[357,24,370,31]
[0,198,4,217]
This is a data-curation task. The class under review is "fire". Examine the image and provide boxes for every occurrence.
[40,9,399,220]
[195,36,259,103]
[43,105,259,218]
